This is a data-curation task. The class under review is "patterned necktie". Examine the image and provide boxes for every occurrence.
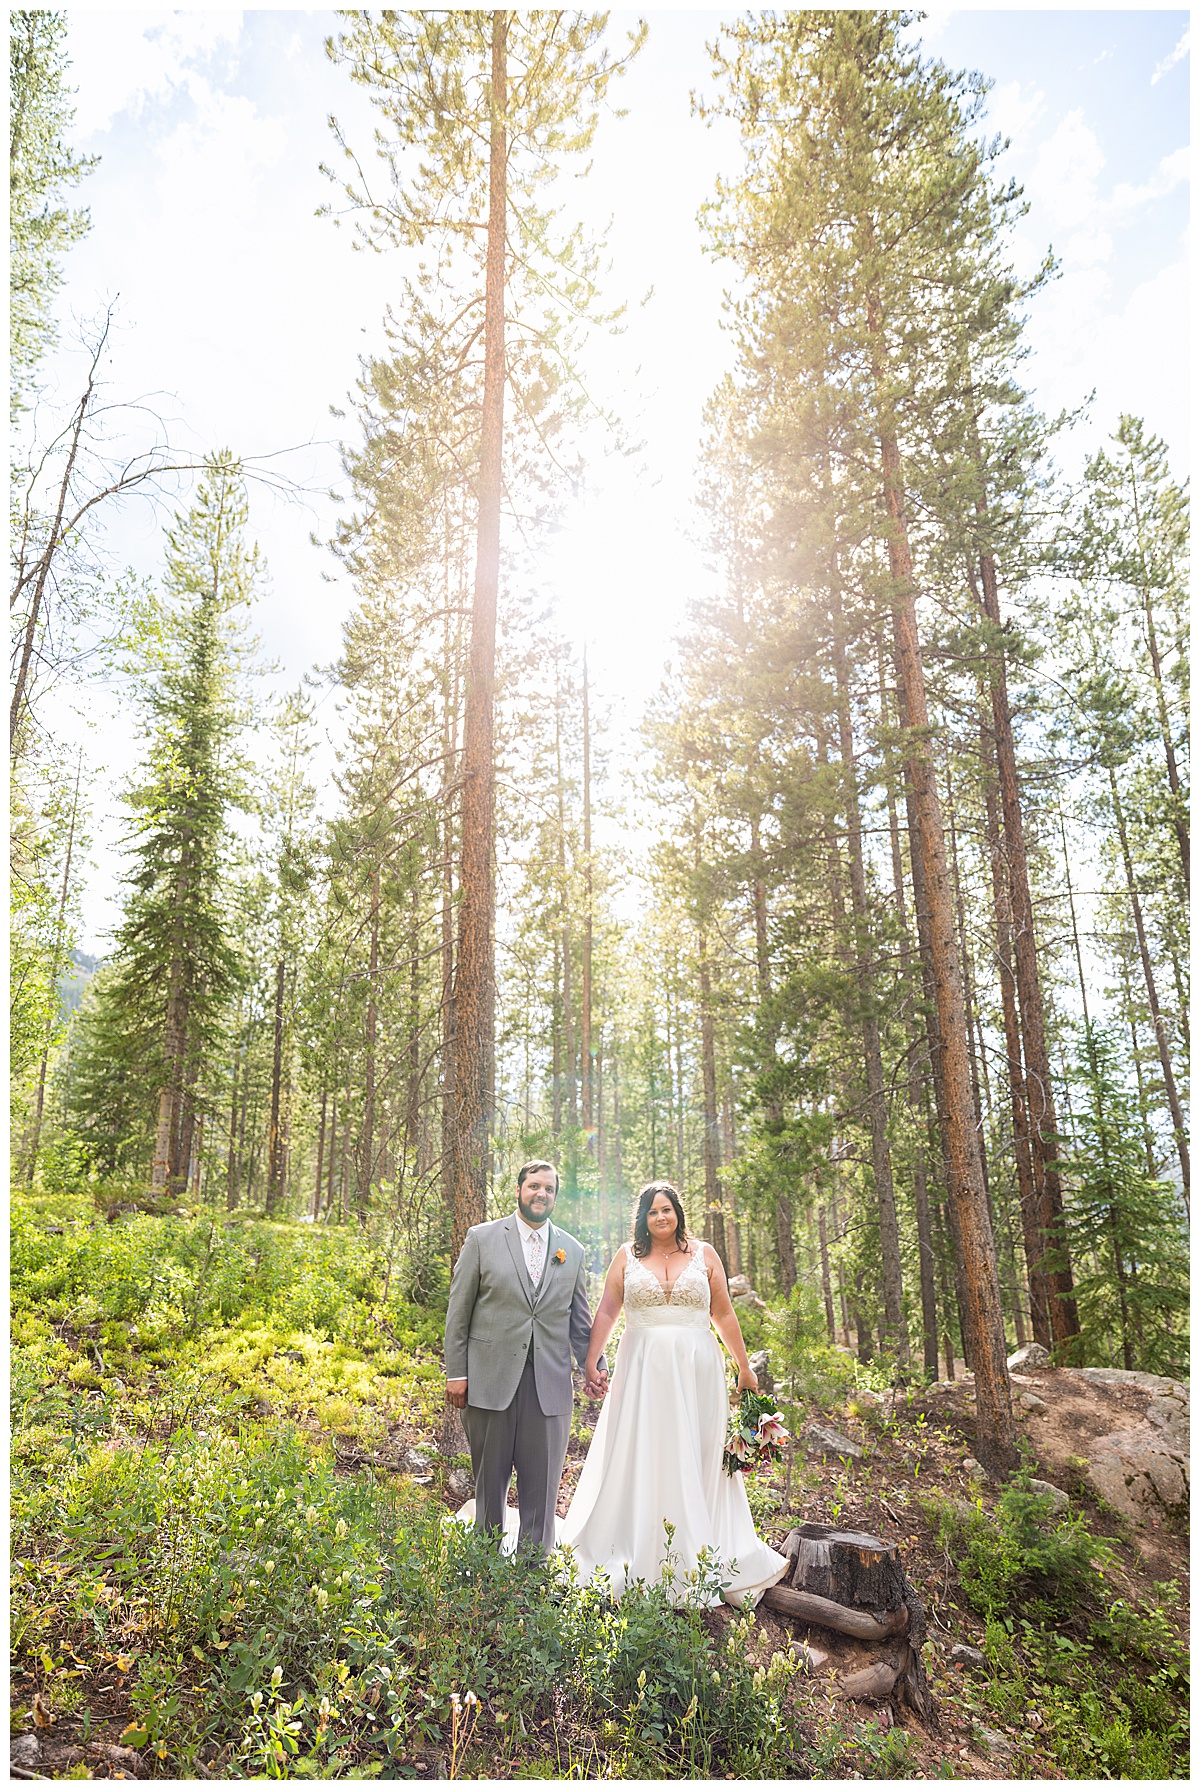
[528,1228,543,1287]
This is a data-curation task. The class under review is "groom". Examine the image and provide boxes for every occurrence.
[444,1160,608,1553]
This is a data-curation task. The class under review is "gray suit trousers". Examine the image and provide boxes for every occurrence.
[462,1340,570,1554]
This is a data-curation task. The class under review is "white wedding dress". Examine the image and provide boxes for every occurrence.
[557,1243,789,1608]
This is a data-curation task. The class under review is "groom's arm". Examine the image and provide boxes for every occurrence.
[569,1259,607,1384]
[444,1228,481,1406]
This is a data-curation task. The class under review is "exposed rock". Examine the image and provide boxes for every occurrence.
[1088,1421,1188,1527]
[797,1643,831,1672]
[1019,1392,1048,1415]
[448,1468,473,1500]
[949,1643,987,1672]
[1008,1342,1052,1370]
[976,1725,1015,1760]
[1070,1368,1185,1397]
[748,1349,775,1395]
[802,1422,864,1462]
[11,1735,41,1769]
[839,1661,898,1702]
[728,1275,768,1309]
[961,1457,987,1482]
[404,1448,431,1474]
[1027,1478,1070,1515]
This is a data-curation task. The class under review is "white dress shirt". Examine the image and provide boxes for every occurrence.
[515,1212,550,1285]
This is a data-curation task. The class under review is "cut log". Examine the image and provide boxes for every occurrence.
[759,1585,909,1639]
[840,1662,899,1702]
[790,1522,906,1612]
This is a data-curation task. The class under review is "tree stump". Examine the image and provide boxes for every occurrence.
[763,1522,935,1724]
[790,1523,906,1611]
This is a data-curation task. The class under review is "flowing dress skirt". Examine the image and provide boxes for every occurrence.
[558,1309,788,1607]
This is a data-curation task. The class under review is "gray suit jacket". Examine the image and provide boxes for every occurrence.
[444,1214,598,1416]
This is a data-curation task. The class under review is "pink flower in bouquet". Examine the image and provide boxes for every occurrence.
[728,1431,753,1463]
[757,1412,788,1448]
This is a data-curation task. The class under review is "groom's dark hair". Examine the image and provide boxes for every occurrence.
[517,1159,559,1191]
[632,1181,688,1258]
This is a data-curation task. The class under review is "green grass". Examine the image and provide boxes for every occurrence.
[923,1481,1189,1779]
[11,1191,1189,1779]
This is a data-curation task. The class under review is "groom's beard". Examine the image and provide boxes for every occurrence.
[517,1191,555,1227]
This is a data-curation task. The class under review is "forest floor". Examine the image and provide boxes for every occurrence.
[10,1196,1189,1780]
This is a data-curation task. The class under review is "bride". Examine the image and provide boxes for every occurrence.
[559,1181,789,1608]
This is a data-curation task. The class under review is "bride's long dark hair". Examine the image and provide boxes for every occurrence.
[631,1181,688,1259]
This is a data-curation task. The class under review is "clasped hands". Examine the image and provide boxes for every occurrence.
[444,1367,609,1410]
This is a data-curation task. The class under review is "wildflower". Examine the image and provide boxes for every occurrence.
[335,1518,348,1539]
[305,1506,319,1525]
[314,1587,330,1610]
[271,1666,284,1689]
[263,1560,275,1575]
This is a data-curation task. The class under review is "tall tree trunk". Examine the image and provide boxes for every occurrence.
[878,636,939,1377]
[266,956,287,1216]
[982,719,1049,1342]
[972,553,1080,1354]
[449,9,507,1261]
[818,1204,836,1340]
[612,1044,624,1247]
[407,878,422,1155]
[1128,464,1189,889]
[830,614,907,1365]
[314,1087,328,1221]
[581,647,593,1140]
[359,871,379,1223]
[25,746,82,1182]
[879,414,1016,1470]
[1108,766,1190,1210]
[750,814,796,1292]
[903,750,972,1369]
[226,1023,242,1212]
[698,935,726,1262]
[722,1086,743,1276]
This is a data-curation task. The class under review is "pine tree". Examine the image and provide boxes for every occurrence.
[104,455,255,1193]
[9,9,95,416]
[324,11,644,1256]
[1065,1025,1187,1378]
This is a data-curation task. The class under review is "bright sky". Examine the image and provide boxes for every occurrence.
[47,8,1190,954]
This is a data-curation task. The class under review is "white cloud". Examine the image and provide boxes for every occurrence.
[1029,108,1105,233]
[1151,27,1190,86]
[987,79,1045,147]
[1108,145,1189,217]
[67,11,244,139]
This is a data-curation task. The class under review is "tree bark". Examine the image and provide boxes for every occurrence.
[981,718,1049,1342]
[750,813,796,1292]
[973,552,1079,1353]
[1108,765,1190,1210]
[879,419,1016,1472]
[581,647,593,1140]
[699,934,726,1263]
[24,747,82,1182]
[359,871,379,1223]
[830,616,907,1365]
[449,10,507,1261]
[266,956,286,1216]
[818,1204,836,1339]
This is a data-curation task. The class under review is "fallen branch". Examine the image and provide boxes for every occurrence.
[759,1584,910,1639]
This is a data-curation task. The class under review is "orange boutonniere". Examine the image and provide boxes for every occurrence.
[554,1248,566,1264]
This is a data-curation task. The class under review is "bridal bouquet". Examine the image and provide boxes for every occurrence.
[723,1388,789,1477]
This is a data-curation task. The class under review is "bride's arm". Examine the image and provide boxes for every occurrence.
[704,1245,759,1392]
[583,1251,626,1387]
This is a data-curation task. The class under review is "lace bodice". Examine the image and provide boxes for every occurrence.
[622,1243,711,1329]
